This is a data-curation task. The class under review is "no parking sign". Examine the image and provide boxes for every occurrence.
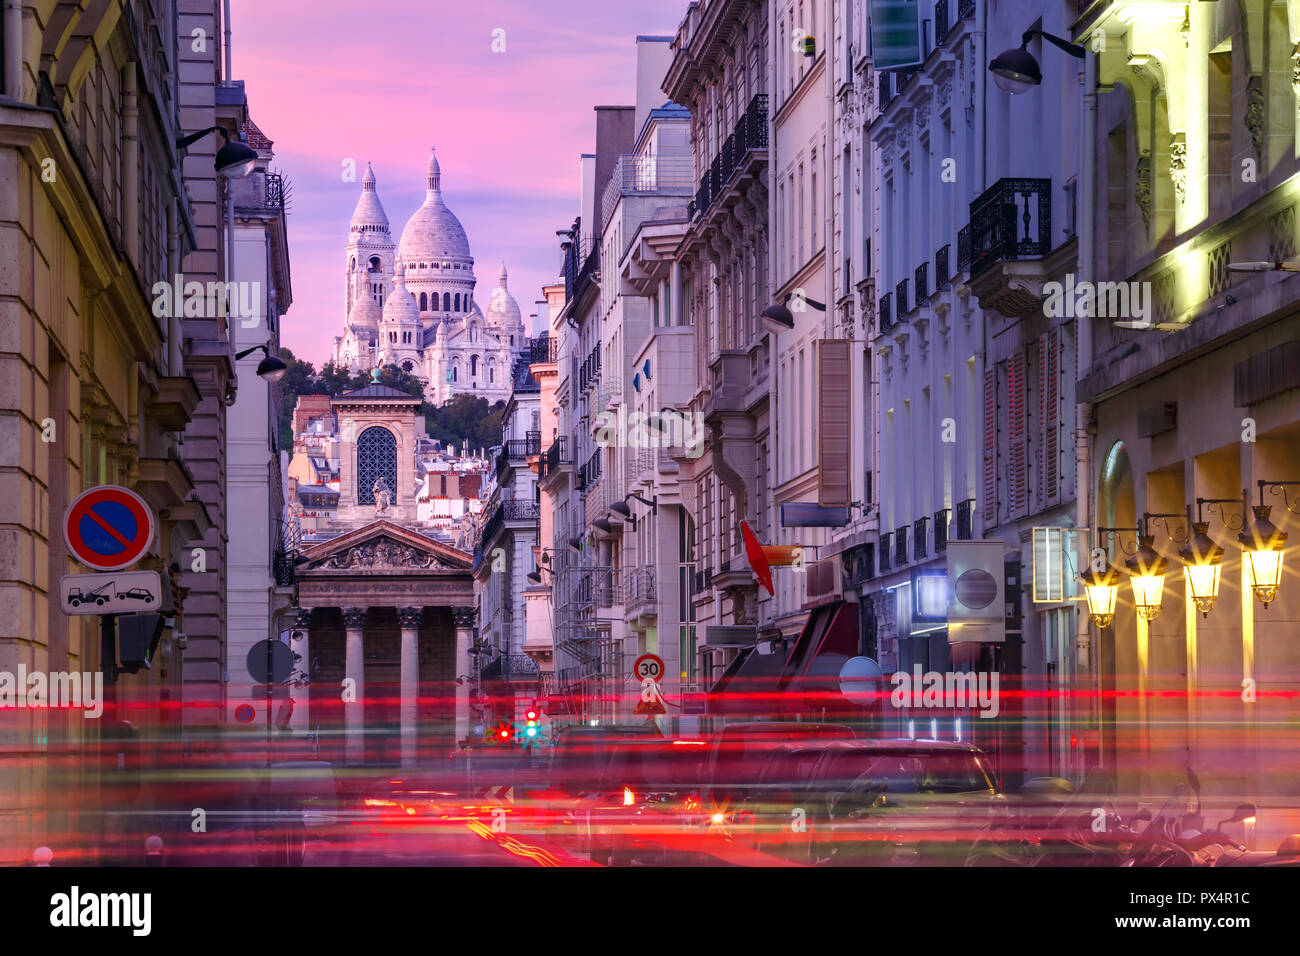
[63,485,156,571]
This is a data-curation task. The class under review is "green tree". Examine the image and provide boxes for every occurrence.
[275,347,326,450]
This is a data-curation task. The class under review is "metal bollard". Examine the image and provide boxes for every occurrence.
[145,834,164,866]
[32,846,53,867]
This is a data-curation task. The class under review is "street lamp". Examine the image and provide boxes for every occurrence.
[235,344,288,382]
[175,125,258,179]
[1079,560,1122,629]
[761,292,826,334]
[1125,534,1169,622]
[1179,522,1225,618]
[1239,507,1287,610]
[989,29,1086,94]
[610,493,657,531]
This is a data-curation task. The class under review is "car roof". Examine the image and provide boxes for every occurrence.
[716,722,854,735]
[815,739,985,754]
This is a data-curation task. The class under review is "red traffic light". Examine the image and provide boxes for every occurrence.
[525,708,538,721]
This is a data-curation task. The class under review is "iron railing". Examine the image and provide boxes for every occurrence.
[935,244,950,286]
[480,499,542,550]
[690,92,768,219]
[913,516,930,560]
[879,292,892,331]
[959,0,975,19]
[895,278,909,316]
[272,548,296,587]
[934,508,950,554]
[265,173,285,209]
[878,72,892,109]
[879,533,893,573]
[481,652,541,683]
[968,178,1052,277]
[955,499,975,540]
[914,262,929,302]
[895,526,909,567]
[935,0,950,44]
[601,153,694,230]
[528,335,558,364]
[540,437,571,480]
[626,567,657,610]
[957,224,971,274]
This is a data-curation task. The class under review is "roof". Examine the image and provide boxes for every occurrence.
[334,383,422,401]
[241,118,273,152]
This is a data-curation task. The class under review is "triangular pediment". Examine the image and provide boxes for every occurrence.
[299,519,472,571]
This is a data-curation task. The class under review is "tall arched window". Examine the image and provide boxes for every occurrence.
[443,292,451,311]
[452,364,458,382]
[368,256,381,272]
[357,426,397,505]
[419,292,427,310]
[454,293,461,312]
[470,354,479,377]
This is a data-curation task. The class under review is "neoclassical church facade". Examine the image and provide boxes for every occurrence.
[332,150,526,405]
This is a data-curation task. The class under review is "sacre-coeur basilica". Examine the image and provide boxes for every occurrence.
[332,149,528,404]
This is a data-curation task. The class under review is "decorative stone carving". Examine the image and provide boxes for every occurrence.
[372,477,392,515]
[915,98,931,133]
[1136,153,1153,228]
[1292,43,1300,95]
[322,536,446,570]
[397,606,423,629]
[451,606,476,629]
[1246,75,1264,159]
[1269,205,1295,263]
[722,584,757,626]
[293,607,313,631]
[342,606,368,629]
[1169,133,1187,206]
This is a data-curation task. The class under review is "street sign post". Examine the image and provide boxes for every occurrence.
[59,571,163,616]
[246,639,294,684]
[63,485,156,571]
[632,653,664,683]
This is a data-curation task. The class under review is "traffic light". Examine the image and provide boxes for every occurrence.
[514,703,547,749]
[489,720,514,745]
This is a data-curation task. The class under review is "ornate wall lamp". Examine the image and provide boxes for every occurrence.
[1239,480,1298,609]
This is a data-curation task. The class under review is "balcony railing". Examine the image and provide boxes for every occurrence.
[480,498,542,550]
[913,516,929,560]
[505,435,541,460]
[914,262,929,303]
[895,278,908,316]
[272,549,296,587]
[690,92,768,220]
[935,244,950,287]
[879,72,893,109]
[934,509,950,554]
[895,526,909,567]
[879,292,892,331]
[265,173,285,210]
[955,498,975,540]
[935,0,950,44]
[626,567,657,609]
[968,178,1052,278]
[959,0,975,18]
[600,153,694,231]
[957,225,971,274]
[528,335,558,364]
[481,652,541,683]
[540,437,571,480]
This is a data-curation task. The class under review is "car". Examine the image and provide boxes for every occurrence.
[544,724,664,849]
[116,587,154,602]
[701,721,855,811]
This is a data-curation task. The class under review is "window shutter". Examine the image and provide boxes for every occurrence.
[982,368,997,524]
[1039,331,1060,504]
[818,339,852,506]
[1008,350,1028,517]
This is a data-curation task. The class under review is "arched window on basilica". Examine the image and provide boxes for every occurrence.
[357,426,397,506]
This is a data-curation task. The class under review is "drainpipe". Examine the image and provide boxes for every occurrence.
[4,0,21,100]
[972,4,988,536]
[122,66,139,273]
[223,0,232,84]
[1074,46,1098,775]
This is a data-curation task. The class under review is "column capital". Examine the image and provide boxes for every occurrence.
[398,606,423,629]
[451,606,476,629]
[342,606,368,629]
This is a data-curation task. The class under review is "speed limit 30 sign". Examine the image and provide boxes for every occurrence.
[633,653,665,683]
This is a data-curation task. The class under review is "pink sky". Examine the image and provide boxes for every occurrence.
[228,0,681,367]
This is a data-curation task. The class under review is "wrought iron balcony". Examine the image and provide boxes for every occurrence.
[879,292,892,331]
[957,225,971,274]
[528,335,558,364]
[895,278,909,316]
[690,92,769,220]
[935,244,950,287]
[481,652,541,683]
[265,173,285,210]
[955,498,975,541]
[934,508,950,554]
[913,516,930,560]
[879,532,893,573]
[895,526,909,567]
[601,153,694,230]
[540,437,571,481]
[935,0,950,44]
[626,567,657,612]
[914,262,929,303]
[959,0,975,19]
[968,178,1051,278]
[479,498,542,550]
[272,548,296,587]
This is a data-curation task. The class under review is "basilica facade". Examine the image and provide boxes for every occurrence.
[332,150,527,405]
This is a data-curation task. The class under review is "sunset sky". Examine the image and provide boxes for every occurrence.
[227,0,682,367]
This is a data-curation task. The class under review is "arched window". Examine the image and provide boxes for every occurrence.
[489,365,494,383]
[454,293,461,312]
[470,354,479,376]
[357,426,397,505]
[452,364,458,382]
[368,256,381,272]
[443,292,451,311]
[419,292,427,310]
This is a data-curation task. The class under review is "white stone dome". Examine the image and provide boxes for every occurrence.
[348,287,381,327]
[349,163,389,232]
[383,264,420,325]
[483,262,522,328]
[397,149,472,260]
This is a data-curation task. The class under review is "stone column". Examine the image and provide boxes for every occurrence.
[342,606,368,765]
[397,606,422,768]
[451,607,476,748]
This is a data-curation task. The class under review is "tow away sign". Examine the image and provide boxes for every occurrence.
[60,571,163,616]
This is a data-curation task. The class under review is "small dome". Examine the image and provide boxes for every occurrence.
[348,286,382,327]
[349,163,389,232]
[383,264,420,325]
[483,262,522,328]
[397,148,472,260]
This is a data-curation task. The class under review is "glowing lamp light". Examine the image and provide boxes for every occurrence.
[1238,506,1288,609]
[1125,536,1169,622]
[1179,522,1225,618]
[623,787,635,807]
[1078,562,1122,629]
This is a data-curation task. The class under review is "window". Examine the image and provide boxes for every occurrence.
[419,292,427,310]
[357,427,397,505]
[454,293,461,312]
[443,292,451,311]
[471,354,479,376]
[810,148,818,252]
